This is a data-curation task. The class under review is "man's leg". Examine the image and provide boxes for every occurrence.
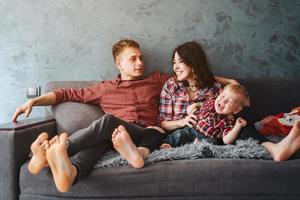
[28,132,49,174]
[112,126,145,168]
[46,133,77,193]
[67,114,144,156]
[46,114,145,192]
[112,126,165,168]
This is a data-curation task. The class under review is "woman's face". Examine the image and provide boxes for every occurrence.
[173,52,194,81]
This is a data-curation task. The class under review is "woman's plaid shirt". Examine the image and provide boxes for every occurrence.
[158,77,222,123]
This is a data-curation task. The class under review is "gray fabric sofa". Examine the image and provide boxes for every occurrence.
[0,77,300,200]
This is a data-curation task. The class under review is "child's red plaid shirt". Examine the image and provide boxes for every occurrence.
[195,100,235,139]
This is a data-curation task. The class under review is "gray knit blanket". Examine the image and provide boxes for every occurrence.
[95,139,274,168]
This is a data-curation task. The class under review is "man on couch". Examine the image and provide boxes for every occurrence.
[12,39,235,193]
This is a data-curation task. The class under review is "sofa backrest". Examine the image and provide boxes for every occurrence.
[45,77,300,134]
[45,81,104,134]
[237,78,300,123]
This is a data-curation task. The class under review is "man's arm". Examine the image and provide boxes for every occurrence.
[12,92,56,122]
[214,76,239,85]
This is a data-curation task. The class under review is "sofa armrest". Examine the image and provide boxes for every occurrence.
[0,117,57,200]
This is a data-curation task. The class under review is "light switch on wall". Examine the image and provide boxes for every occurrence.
[27,86,41,98]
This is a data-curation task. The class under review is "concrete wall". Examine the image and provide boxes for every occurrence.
[0,0,299,123]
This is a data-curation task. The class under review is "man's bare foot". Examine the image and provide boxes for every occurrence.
[28,132,49,174]
[160,143,172,149]
[46,133,77,193]
[112,125,144,168]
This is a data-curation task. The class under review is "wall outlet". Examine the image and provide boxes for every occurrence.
[27,86,41,98]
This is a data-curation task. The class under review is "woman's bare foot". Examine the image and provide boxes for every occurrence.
[46,133,77,193]
[264,121,300,161]
[112,125,144,168]
[28,132,49,174]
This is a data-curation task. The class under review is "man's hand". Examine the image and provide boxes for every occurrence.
[236,117,247,128]
[12,99,35,122]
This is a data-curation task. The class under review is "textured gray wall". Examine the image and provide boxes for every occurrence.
[0,0,299,123]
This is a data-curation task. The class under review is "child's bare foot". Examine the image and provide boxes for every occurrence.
[160,143,172,149]
[28,132,49,174]
[46,133,77,193]
[112,125,144,168]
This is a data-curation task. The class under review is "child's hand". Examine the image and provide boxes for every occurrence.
[236,117,247,128]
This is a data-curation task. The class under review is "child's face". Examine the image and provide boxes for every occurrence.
[215,89,243,115]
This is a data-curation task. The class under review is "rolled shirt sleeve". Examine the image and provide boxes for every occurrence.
[53,83,103,105]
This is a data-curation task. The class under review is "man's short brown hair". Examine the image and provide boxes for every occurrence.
[224,84,250,107]
[112,39,140,62]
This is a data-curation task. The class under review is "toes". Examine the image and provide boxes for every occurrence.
[112,129,118,138]
[41,141,49,149]
[118,125,127,133]
[59,133,68,144]
[36,132,49,144]
[50,136,59,146]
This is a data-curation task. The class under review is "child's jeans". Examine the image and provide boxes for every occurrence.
[163,126,218,147]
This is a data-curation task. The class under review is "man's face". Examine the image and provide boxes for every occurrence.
[116,47,144,80]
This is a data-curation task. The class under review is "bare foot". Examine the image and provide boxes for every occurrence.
[160,143,172,149]
[46,133,77,193]
[28,132,49,174]
[112,125,144,168]
[266,121,300,161]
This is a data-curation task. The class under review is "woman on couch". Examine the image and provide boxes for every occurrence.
[159,41,300,161]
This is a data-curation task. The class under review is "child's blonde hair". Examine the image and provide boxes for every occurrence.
[224,84,250,107]
[112,39,140,62]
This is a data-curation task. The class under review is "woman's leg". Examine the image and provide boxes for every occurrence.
[262,121,300,161]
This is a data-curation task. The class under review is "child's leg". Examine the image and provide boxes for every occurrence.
[262,121,300,161]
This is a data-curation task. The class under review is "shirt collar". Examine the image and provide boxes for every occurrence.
[114,74,145,85]
[115,74,122,85]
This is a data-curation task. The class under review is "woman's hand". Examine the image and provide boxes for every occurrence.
[179,112,198,128]
[187,102,202,115]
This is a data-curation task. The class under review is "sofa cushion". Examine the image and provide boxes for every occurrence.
[19,159,300,199]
